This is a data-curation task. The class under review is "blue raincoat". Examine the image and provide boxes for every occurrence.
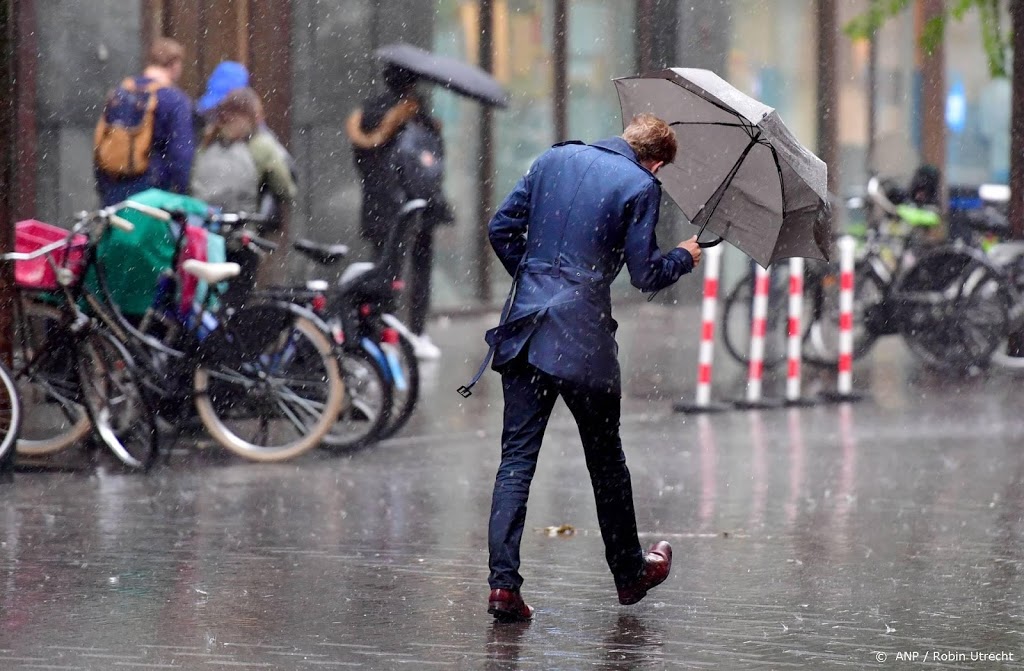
[484,137,694,392]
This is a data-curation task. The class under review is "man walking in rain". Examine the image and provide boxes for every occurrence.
[480,113,703,621]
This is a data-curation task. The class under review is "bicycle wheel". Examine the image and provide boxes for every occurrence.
[78,329,160,472]
[897,249,1010,370]
[803,261,885,367]
[321,345,393,451]
[194,311,345,461]
[0,362,22,466]
[377,330,420,440]
[720,267,792,370]
[13,301,92,456]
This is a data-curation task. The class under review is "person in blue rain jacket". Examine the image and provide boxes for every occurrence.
[478,114,703,622]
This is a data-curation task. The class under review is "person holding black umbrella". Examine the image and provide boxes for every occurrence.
[473,114,703,622]
[345,64,450,360]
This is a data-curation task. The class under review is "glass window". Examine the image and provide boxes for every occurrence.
[566,1,635,141]
[432,0,639,309]
[432,0,558,308]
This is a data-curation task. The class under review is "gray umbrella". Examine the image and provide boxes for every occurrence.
[614,68,832,267]
[375,43,509,108]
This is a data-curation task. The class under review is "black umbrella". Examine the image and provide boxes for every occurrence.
[375,43,509,109]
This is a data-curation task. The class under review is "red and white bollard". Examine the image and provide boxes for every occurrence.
[783,257,816,406]
[745,264,771,402]
[674,244,731,413]
[822,235,863,402]
[785,258,804,401]
[734,263,779,409]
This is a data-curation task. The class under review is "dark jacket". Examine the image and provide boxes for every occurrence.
[487,137,694,392]
[348,90,448,247]
[96,77,195,207]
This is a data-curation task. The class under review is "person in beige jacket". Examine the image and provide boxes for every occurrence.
[191,87,297,285]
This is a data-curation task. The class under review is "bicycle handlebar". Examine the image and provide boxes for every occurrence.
[107,213,135,232]
[248,233,278,252]
[1,236,73,262]
[209,211,267,226]
[1,204,135,263]
[120,200,170,222]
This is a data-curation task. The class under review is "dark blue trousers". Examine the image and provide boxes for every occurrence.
[487,356,644,591]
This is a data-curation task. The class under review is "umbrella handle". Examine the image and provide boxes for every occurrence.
[697,236,724,249]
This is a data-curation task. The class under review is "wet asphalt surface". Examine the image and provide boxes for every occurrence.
[2,303,1023,670]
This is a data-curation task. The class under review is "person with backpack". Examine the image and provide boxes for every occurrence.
[94,37,195,207]
[345,65,452,360]
[190,88,298,285]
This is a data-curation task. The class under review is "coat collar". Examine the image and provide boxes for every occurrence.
[588,137,659,183]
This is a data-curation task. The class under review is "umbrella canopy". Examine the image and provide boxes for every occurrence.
[614,68,831,267]
[375,43,509,108]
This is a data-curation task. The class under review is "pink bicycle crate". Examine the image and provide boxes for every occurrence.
[15,220,88,290]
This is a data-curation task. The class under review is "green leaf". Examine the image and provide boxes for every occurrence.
[844,0,1011,79]
[843,0,913,39]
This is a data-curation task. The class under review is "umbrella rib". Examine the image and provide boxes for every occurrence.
[692,130,763,238]
[766,143,787,214]
[764,142,788,261]
[669,121,754,130]
[667,79,761,126]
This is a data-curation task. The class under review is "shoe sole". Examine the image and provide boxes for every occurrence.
[618,569,670,605]
[488,605,532,623]
[618,591,648,606]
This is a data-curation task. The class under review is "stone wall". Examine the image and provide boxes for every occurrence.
[33,0,142,224]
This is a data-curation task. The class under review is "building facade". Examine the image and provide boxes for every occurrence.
[10,0,1010,311]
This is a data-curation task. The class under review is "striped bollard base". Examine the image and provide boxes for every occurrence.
[818,389,865,403]
[731,398,783,410]
[783,395,819,407]
[673,399,734,414]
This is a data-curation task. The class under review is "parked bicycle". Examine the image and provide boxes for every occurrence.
[210,211,395,451]
[0,361,21,469]
[29,202,346,463]
[9,206,159,470]
[828,177,1009,370]
[261,200,427,443]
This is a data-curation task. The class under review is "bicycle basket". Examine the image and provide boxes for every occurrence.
[15,220,87,290]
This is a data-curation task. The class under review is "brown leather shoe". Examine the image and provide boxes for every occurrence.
[488,588,534,622]
[617,540,672,605]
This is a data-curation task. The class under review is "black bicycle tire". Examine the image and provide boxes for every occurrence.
[194,313,345,462]
[378,332,419,440]
[13,300,92,456]
[321,345,394,451]
[802,262,883,367]
[896,252,1010,370]
[78,328,160,472]
[720,269,790,370]
[0,362,22,466]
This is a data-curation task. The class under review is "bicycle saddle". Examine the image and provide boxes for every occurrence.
[293,239,350,266]
[181,260,241,284]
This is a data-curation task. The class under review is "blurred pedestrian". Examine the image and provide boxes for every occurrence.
[94,37,195,206]
[194,60,250,139]
[345,64,452,360]
[477,114,703,622]
[195,61,297,183]
[190,87,297,285]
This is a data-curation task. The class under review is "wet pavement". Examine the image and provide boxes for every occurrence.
[2,302,1024,670]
